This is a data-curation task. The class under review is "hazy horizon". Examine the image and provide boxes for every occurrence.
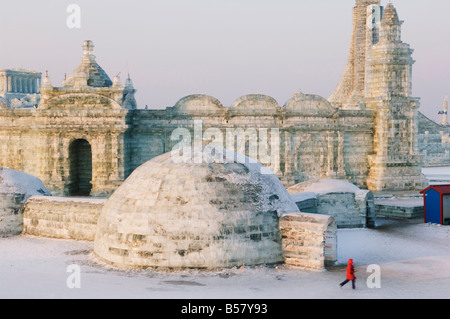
[0,0,449,123]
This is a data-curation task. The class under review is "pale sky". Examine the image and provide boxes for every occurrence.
[0,0,449,122]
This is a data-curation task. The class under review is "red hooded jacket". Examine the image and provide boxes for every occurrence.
[346,259,356,280]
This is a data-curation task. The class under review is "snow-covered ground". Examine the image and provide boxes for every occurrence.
[1,217,449,299]
[1,167,449,300]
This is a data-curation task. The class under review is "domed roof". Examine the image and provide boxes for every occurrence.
[230,94,279,115]
[173,94,224,115]
[63,40,113,88]
[284,91,336,115]
[94,147,299,269]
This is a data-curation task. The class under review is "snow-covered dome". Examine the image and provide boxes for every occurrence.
[0,168,51,237]
[94,147,299,269]
[284,91,336,116]
[173,94,224,115]
[230,94,279,115]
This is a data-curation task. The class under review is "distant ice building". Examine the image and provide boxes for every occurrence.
[0,68,42,108]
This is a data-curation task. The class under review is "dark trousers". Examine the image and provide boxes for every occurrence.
[340,279,356,289]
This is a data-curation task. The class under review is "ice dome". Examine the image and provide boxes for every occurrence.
[94,147,299,269]
[0,168,51,237]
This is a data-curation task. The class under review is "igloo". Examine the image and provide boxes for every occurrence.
[94,147,300,269]
[287,179,376,229]
[0,168,51,237]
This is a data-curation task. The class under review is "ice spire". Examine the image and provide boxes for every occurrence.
[443,96,448,126]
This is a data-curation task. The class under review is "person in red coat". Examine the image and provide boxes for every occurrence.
[340,259,356,289]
